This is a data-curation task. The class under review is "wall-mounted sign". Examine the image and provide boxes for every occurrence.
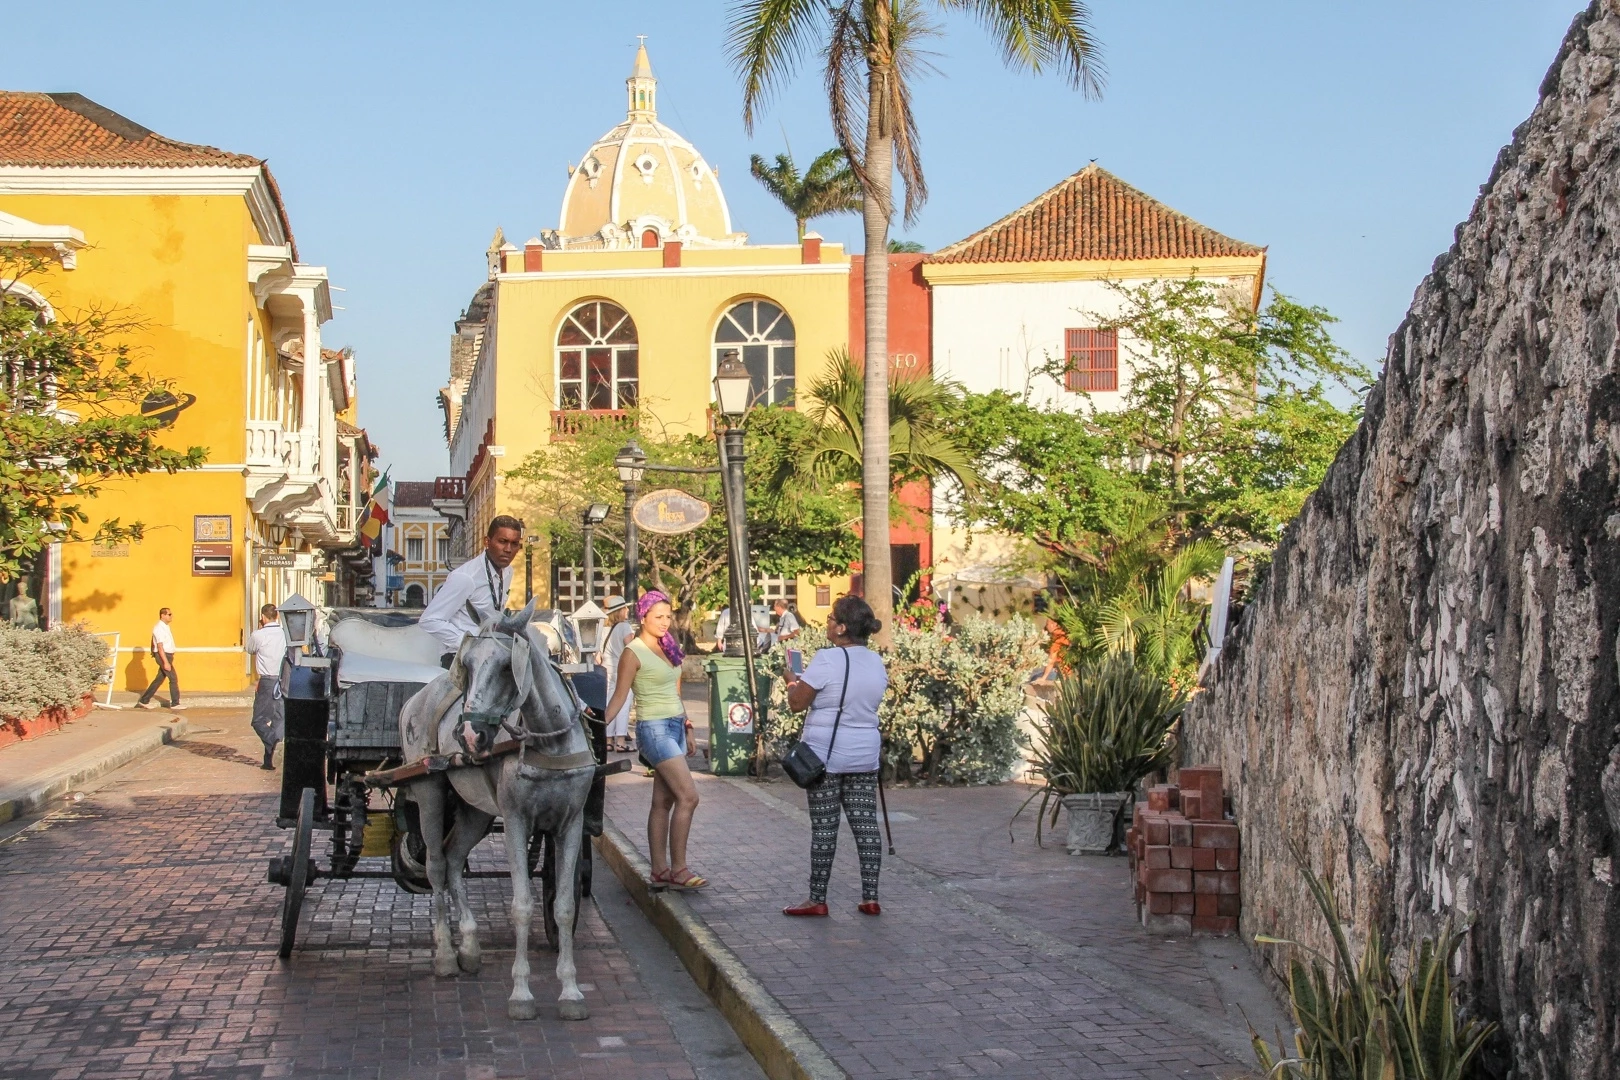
[258,551,296,569]
[633,489,711,535]
[91,543,130,558]
[192,543,233,576]
[193,515,232,542]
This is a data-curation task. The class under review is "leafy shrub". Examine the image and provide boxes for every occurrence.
[1253,850,1495,1080]
[1017,651,1186,841]
[759,615,1041,785]
[0,623,108,720]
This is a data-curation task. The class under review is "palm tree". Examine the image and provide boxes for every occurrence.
[749,148,864,240]
[730,0,1103,641]
[798,348,978,493]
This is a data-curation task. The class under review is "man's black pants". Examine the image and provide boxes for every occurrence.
[138,662,179,706]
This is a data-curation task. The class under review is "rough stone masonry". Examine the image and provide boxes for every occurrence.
[1182,5,1620,1078]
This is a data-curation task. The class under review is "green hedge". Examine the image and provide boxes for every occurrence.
[0,624,108,721]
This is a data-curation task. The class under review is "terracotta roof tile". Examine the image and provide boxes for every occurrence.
[930,163,1263,265]
[0,92,261,168]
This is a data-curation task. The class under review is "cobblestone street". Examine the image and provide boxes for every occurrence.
[604,765,1284,1080]
[0,709,738,1080]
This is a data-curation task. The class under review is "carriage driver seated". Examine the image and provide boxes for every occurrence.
[419,515,525,670]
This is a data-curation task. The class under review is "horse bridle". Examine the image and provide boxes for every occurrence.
[456,626,584,755]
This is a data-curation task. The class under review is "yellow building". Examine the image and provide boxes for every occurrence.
[0,93,373,691]
[439,46,851,622]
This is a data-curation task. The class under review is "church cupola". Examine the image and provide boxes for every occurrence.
[627,38,656,120]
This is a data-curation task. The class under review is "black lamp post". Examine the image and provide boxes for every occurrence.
[581,502,609,606]
[615,440,646,603]
[712,349,765,778]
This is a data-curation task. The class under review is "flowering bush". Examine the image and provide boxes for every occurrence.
[758,615,1041,785]
[0,623,108,720]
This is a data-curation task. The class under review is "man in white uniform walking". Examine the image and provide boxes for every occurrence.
[419,516,524,665]
[244,603,287,769]
[136,607,184,710]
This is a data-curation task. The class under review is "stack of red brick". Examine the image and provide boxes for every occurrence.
[1125,764,1241,935]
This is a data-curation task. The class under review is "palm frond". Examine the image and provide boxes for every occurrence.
[941,0,1106,98]
[728,0,832,131]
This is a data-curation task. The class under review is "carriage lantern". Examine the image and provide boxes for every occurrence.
[569,600,608,659]
[278,593,317,655]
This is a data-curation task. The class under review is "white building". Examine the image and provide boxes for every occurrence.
[922,164,1267,577]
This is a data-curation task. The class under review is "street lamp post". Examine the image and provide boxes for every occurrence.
[615,440,646,603]
[581,502,609,606]
[711,349,764,778]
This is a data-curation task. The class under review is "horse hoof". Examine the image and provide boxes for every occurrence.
[458,950,481,974]
[433,956,459,978]
[508,997,538,1021]
[557,998,590,1022]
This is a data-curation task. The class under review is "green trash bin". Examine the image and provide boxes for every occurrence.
[706,656,769,776]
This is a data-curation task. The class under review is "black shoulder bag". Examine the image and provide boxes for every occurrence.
[781,647,849,789]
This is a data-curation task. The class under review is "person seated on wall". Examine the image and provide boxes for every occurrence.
[419,516,524,668]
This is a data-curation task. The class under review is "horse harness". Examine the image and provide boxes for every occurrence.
[447,627,596,772]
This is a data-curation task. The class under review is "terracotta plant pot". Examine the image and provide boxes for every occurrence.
[1061,792,1133,855]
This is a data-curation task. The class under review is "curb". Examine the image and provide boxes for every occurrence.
[0,717,189,825]
[594,818,848,1080]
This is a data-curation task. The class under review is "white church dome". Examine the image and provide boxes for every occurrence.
[557,44,744,249]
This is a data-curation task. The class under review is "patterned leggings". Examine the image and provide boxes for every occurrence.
[807,771,882,903]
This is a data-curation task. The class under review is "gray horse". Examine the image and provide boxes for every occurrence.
[396,600,597,1020]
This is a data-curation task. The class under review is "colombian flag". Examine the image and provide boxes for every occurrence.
[357,470,390,543]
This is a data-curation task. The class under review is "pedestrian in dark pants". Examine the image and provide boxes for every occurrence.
[780,596,890,917]
[244,603,287,769]
[136,607,184,710]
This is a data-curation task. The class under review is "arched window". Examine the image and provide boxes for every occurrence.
[640,228,660,249]
[557,301,638,411]
[404,584,425,608]
[2,280,54,410]
[715,300,795,405]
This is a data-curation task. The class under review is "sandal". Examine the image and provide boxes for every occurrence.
[666,867,708,891]
[650,867,671,892]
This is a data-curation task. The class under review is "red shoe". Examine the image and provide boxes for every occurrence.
[782,900,829,917]
[858,901,881,916]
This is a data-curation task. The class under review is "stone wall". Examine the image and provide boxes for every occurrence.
[1181,5,1620,1078]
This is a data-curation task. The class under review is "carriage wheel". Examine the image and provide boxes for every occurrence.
[390,826,432,894]
[278,786,315,959]
[541,832,583,951]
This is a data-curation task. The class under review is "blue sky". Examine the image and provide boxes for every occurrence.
[7,1,1582,479]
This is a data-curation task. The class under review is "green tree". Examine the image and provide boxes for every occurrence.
[1,248,206,582]
[797,347,978,497]
[749,148,864,241]
[504,408,858,648]
[887,239,925,253]
[1081,280,1369,543]
[730,0,1103,641]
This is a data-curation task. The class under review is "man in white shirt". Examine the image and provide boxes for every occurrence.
[771,599,801,649]
[245,603,287,769]
[136,607,184,710]
[419,515,524,664]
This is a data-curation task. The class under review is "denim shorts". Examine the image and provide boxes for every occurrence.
[636,716,688,767]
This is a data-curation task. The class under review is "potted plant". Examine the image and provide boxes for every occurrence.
[1018,652,1186,854]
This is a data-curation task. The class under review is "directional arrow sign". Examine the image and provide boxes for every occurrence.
[192,543,234,577]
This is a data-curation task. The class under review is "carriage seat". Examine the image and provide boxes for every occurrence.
[330,617,447,686]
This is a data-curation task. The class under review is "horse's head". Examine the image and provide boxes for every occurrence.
[451,598,538,754]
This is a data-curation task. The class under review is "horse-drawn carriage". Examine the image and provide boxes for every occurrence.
[265,601,624,1019]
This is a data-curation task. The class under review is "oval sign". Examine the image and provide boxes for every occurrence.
[633,488,712,535]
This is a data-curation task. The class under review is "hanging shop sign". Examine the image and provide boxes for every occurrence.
[257,551,297,568]
[633,489,711,535]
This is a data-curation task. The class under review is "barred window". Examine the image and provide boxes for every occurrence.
[715,300,795,405]
[1064,328,1118,392]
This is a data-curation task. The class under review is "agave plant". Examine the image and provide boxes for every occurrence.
[1015,651,1186,843]
[1252,848,1495,1080]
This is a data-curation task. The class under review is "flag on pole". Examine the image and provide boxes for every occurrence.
[357,469,390,543]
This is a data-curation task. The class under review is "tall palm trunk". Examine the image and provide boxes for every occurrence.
[861,51,894,644]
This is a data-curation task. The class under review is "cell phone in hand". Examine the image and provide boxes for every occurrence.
[787,649,804,676]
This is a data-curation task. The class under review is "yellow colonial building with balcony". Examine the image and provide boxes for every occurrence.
[0,93,373,692]
[439,46,850,617]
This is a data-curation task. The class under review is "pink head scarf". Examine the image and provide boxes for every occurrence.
[636,590,685,668]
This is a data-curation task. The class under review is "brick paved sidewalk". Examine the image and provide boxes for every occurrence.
[0,709,707,1080]
[604,769,1287,1079]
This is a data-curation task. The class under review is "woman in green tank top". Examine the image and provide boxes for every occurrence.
[603,591,707,891]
